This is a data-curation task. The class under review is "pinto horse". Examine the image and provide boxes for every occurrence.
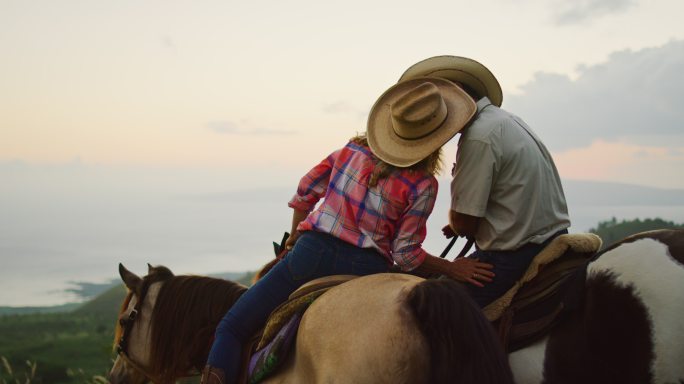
[108,229,684,384]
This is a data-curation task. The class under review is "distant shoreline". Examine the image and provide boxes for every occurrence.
[0,271,254,313]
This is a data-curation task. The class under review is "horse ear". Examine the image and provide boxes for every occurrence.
[147,263,154,274]
[119,263,142,290]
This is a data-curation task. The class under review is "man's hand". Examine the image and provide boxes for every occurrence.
[449,210,480,239]
[442,224,457,239]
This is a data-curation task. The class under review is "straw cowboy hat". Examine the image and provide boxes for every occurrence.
[399,56,503,107]
[367,77,476,167]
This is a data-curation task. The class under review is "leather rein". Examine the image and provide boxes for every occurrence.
[440,235,475,259]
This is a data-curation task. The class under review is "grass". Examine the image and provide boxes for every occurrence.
[0,270,255,383]
[0,356,108,384]
[0,312,115,383]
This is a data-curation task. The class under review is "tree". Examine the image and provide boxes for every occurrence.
[589,217,684,250]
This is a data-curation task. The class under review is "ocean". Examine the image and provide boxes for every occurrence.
[2,169,683,307]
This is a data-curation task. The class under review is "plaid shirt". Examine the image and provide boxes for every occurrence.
[288,141,438,271]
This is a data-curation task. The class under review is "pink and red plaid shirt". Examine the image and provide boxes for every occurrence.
[288,141,438,271]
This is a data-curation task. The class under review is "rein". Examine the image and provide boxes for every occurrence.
[433,236,474,280]
[440,236,475,259]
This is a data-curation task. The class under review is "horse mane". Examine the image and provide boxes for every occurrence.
[146,268,247,383]
[406,278,515,384]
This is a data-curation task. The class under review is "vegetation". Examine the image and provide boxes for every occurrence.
[589,217,684,250]
[0,271,254,383]
[0,356,108,384]
[0,299,117,383]
[1,356,37,384]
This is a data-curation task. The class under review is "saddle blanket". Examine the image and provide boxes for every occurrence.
[246,289,326,384]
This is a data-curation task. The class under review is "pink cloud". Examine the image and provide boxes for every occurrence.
[553,139,684,188]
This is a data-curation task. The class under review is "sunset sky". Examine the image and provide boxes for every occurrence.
[2,0,684,306]
[2,0,683,188]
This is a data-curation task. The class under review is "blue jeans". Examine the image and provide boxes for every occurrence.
[466,229,568,308]
[206,231,389,383]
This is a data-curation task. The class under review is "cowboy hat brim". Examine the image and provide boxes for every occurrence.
[399,56,503,107]
[367,77,476,168]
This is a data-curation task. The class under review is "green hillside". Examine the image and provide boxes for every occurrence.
[0,271,256,383]
[0,310,115,383]
[73,284,127,318]
[589,217,684,250]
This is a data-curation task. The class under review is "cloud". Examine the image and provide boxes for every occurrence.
[552,139,684,189]
[322,101,355,114]
[206,120,239,134]
[506,40,684,151]
[205,120,296,135]
[322,101,368,121]
[161,35,176,49]
[552,0,636,25]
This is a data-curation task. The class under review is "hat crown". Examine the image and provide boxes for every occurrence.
[367,77,476,167]
[398,55,503,107]
[390,82,448,140]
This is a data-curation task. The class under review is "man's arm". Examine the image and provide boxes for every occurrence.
[448,209,480,238]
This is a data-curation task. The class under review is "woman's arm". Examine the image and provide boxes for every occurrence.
[284,208,308,250]
[414,254,494,288]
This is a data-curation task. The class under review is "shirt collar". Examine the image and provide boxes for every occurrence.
[459,97,491,140]
[476,96,492,113]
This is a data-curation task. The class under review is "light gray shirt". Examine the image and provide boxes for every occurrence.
[450,97,571,250]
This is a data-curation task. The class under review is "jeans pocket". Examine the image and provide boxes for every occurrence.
[286,240,324,281]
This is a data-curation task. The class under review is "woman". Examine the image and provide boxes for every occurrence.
[202,78,495,384]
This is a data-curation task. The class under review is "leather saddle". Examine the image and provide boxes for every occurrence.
[482,233,602,351]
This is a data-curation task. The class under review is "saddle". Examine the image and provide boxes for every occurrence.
[239,232,602,383]
[482,233,602,352]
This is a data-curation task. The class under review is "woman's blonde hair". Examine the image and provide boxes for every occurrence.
[351,134,443,187]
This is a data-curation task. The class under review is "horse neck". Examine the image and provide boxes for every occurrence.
[148,276,247,382]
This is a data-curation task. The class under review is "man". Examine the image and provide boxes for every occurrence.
[399,56,571,307]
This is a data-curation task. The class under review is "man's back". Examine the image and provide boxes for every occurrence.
[451,97,570,251]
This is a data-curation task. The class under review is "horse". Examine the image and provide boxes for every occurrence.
[108,229,684,384]
[108,264,511,384]
[508,229,684,384]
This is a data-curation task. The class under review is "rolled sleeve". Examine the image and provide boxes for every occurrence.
[288,150,339,212]
[451,139,496,217]
[391,177,437,271]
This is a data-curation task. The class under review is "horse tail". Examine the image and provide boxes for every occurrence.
[406,278,514,384]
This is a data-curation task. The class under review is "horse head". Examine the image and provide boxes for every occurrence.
[108,263,247,384]
[108,263,174,384]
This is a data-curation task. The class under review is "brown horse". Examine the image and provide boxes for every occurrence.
[108,265,511,384]
[109,229,684,384]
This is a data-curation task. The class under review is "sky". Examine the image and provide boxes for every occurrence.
[1,0,684,305]
[1,0,683,187]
